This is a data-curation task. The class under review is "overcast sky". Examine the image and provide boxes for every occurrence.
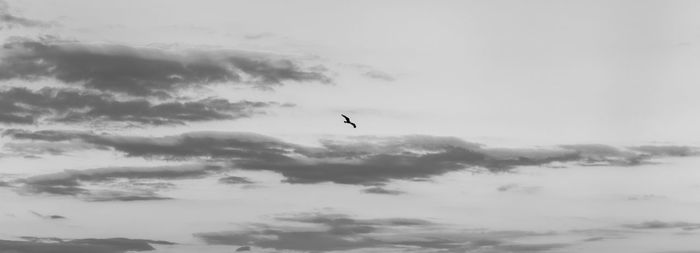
[2,1,700,252]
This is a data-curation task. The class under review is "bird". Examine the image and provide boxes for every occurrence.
[341,114,356,128]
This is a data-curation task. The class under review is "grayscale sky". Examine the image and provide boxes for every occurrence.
[2,1,700,252]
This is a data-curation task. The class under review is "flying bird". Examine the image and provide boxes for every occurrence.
[341,114,356,128]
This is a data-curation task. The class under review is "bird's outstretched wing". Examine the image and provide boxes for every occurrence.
[341,114,350,121]
[350,122,356,128]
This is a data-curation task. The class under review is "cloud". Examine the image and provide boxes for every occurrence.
[0,37,331,97]
[629,145,697,157]
[243,33,275,40]
[30,211,66,220]
[559,144,630,158]
[364,70,395,81]
[497,183,541,194]
[3,141,102,156]
[362,187,404,195]
[0,86,285,126]
[219,176,254,185]
[0,1,53,30]
[583,237,607,242]
[508,144,650,166]
[195,213,439,251]
[82,190,172,202]
[347,64,395,81]
[3,130,299,161]
[23,164,219,186]
[4,130,697,186]
[625,194,667,201]
[14,164,219,200]
[0,237,174,253]
[194,212,566,252]
[624,221,700,231]
[495,243,569,252]
[235,245,251,251]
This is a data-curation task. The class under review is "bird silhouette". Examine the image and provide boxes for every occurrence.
[341,114,356,128]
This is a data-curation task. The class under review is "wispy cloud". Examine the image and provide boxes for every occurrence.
[0,37,331,97]
[12,164,219,200]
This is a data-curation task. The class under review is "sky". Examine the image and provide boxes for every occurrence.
[2,1,700,252]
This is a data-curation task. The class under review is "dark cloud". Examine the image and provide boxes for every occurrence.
[196,229,381,252]
[3,141,102,156]
[362,186,404,195]
[195,213,565,252]
[83,190,172,202]
[16,164,218,200]
[0,1,52,29]
[583,237,606,242]
[0,37,331,97]
[219,176,254,185]
[2,129,86,142]
[0,237,174,253]
[235,246,251,251]
[4,130,697,186]
[30,211,66,220]
[274,213,433,231]
[195,213,434,251]
[624,221,700,231]
[497,183,540,194]
[0,111,34,124]
[0,87,282,125]
[23,164,218,187]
